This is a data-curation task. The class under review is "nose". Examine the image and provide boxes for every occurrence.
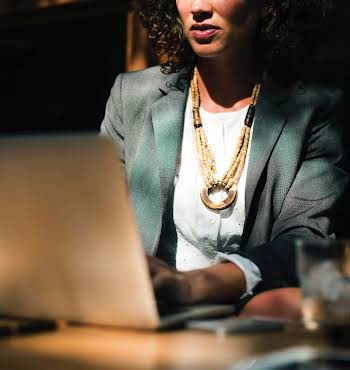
[191,0,213,20]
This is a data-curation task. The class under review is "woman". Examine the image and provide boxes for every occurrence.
[101,0,347,306]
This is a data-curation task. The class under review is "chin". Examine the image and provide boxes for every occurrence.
[190,39,228,60]
[190,44,223,58]
[192,48,224,59]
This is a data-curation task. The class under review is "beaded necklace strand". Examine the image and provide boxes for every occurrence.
[191,67,261,210]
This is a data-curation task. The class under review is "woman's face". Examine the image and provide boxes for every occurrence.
[176,0,260,59]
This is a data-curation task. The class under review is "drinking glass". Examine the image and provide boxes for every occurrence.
[297,239,350,341]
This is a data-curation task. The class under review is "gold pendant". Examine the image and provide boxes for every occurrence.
[200,184,237,211]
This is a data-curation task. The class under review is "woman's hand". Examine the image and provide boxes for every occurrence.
[147,255,246,304]
[147,256,193,303]
[240,288,302,320]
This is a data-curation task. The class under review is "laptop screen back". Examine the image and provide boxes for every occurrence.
[0,136,160,328]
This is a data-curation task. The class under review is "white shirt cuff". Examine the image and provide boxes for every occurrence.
[214,252,262,298]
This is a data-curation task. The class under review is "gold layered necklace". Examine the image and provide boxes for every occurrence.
[191,67,261,211]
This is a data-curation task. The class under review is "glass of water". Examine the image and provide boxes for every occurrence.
[297,239,350,340]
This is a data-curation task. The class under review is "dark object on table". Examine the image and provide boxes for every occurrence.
[0,318,57,338]
[186,316,289,335]
[229,346,350,370]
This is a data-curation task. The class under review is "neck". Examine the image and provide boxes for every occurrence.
[196,48,259,113]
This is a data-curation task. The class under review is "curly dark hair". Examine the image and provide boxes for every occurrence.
[136,0,333,75]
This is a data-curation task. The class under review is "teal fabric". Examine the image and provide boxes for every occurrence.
[101,66,348,291]
[129,85,186,253]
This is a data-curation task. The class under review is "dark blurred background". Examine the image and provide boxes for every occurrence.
[0,0,349,235]
[0,0,128,133]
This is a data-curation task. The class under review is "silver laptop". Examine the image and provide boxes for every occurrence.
[0,135,235,329]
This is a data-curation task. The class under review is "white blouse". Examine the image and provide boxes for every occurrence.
[173,92,262,295]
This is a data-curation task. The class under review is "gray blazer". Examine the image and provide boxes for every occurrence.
[101,66,348,292]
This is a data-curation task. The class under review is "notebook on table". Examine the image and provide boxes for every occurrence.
[0,135,235,329]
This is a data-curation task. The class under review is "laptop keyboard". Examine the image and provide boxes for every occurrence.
[157,301,193,317]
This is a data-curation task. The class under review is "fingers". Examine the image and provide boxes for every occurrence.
[146,254,177,276]
[146,255,173,268]
[147,255,166,277]
[152,272,175,301]
[145,254,192,303]
[153,268,192,304]
[146,255,157,277]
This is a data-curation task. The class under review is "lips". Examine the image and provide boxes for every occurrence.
[190,24,220,41]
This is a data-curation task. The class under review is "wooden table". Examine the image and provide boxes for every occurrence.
[0,323,328,370]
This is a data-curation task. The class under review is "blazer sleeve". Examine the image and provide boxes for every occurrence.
[100,74,126,169]
[243,90,348,292]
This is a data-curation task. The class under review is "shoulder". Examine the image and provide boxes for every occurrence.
[108,66,186,120]
[290,81,346,167]
[294,81,343,112]
[114,66,164,87]
[265,72,343,111]
[111,66,178,102]
[282,78,344,124]
[272,76,345,129]
[283,81,345,152]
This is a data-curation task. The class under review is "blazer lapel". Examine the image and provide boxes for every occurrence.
[151,83,188,213]
[245,74,294,215]
[130,73,188,255]
[129,109,161,254]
